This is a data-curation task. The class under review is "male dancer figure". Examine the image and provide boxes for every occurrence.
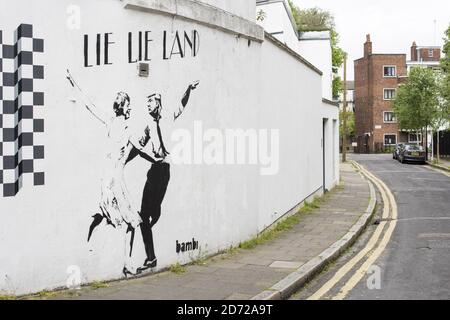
[126,81,199,273]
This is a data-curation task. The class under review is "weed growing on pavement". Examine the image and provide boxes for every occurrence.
[169,263,187,274]
[239,214,301,250]
[90,281,109,289]
[36,290,58,299]
[0,295,16,300]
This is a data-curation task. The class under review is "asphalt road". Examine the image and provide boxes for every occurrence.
[348,154,450,299]
[293,153,450,300]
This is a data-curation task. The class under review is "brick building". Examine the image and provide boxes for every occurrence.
[354,35,408,153]
[408,41,441,72]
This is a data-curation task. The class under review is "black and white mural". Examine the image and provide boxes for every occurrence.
[66,69,199,276]
[0,24,45,197]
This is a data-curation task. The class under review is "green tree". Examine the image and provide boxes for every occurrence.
[393,67,441,158]
[440,24,450,122]
[288,1,345,98]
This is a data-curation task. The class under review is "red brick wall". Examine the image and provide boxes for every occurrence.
[354,53,407,152]
[417,48,441,62]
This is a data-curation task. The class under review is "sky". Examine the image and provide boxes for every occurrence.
[291,0,450,80]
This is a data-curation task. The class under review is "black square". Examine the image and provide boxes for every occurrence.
[18,24,33,38]
[3,155,18,170]
[20,133,33,146]
[0,142,3,156]
[18,51,33,66]
[2,45,15,59]
[33,145,44,159]
[19,132,33,147]
[3,101,16,114]
[33,65,44,79]
[21,105,33,119]
[2,73,15,86]
[3,128,17,142]
[0,30,2,43]
[3,182,18,197]
[18,78,33,93]
[33,119,44,132]
[34,172,45,186]
[0,170,3,184]
[21,159,34,174]
[33,92,44,106]
[33,39,44,53]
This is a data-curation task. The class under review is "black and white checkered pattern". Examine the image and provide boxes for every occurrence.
[0,24,44,197]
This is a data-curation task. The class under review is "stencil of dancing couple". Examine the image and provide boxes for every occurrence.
[66,70,199,276]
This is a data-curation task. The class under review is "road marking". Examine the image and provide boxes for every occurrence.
[424,165,450,178]
[418,233,450,239]
[332,165,398,300]
[307,162,393,300]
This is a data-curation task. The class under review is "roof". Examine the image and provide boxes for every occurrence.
[256,0,299,39]
[299,31,331,41]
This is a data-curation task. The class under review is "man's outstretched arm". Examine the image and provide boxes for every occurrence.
[173,80,200,121]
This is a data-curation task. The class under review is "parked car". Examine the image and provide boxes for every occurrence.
[398,144,426,164]
[393,143,405,160]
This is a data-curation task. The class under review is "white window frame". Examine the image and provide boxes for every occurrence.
[383,88,396,100]
[384,133,397,146]
[383,65,397,77]
[383,111,397,123]
[408,132,422,144]
[428,49,434,58]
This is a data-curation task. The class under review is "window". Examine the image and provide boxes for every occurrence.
[384,134,397,146]
[383,66,396,77]
[428,49,434,58]
[384,89,396,100]
[383,111,396,123]
[409,133,422,143]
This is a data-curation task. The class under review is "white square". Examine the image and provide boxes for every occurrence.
[3,114,15,128]
[33,159,44,172]
[3,86,15,100]
[20,92,33,105]
[33,132,45,146]
[2,58,15,73]
[21,118,34,132]
[19,65,33,79]
[3,142,15,155]
[3,169,16,184]
[22,172,33,187]
[33,80,44,92]
[18,175,24,190]
[21,146,33,160]
[18,38,33,52]
[0,186,3,196]
[34,107,44,119]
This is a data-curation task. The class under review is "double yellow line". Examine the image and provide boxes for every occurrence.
[307,161,398,300]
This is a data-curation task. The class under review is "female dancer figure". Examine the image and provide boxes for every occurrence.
[66,70,145,275]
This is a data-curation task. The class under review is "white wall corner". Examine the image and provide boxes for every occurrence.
[122,0,265,42]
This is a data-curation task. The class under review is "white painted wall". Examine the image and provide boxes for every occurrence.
[0,0,339,295]
[256,1,300,53]
[199,0,256,21]
[298,32,333,100]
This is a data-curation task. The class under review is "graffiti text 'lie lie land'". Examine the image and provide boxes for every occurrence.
[83,30,200,67]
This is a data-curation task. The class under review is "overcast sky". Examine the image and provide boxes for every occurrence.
[291,0,450,80]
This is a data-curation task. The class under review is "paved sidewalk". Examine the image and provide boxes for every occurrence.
[46,163,371,300]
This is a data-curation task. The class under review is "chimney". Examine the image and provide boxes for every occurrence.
[411,41,417,61]
[364,34,372,58]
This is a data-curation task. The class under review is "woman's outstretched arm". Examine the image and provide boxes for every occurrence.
[66,69,108,126]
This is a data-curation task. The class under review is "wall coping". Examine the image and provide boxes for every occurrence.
[122,0,265,42]
[264,32,323,76]
[322,98,339,107]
